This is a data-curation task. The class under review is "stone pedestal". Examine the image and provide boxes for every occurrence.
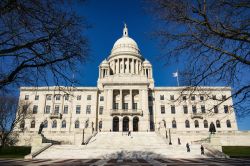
[31,135,43,153]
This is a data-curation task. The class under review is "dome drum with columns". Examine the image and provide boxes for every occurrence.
[98,24,154,89]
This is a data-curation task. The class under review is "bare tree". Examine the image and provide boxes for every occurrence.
[147,0,250,117]
[0,96,31,147]
[0,0,89,92]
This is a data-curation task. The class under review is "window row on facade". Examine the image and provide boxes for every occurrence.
[157,94,227,101]
[160,105,230,114]
[164,119,232,129]
[24,119,232,130]
[24,94,103,101]
[31,105,93,114]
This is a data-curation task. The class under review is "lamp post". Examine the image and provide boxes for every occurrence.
[82,128,85,145]
[169,128,172,145]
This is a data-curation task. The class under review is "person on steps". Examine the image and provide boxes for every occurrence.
[186,143,190,152]
[201,145,204,155]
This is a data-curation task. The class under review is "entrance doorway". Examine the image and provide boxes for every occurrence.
[133,117,139,131]
[113,116,119,132]
[123,117,129,131]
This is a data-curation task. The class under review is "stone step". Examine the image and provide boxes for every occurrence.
[35,132,206,159]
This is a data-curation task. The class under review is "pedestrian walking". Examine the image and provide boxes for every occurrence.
[186,143,190,152]
[201,145,204,155]
[178,138,181,145]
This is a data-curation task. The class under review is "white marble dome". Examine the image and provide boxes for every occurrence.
[110,24,140,57]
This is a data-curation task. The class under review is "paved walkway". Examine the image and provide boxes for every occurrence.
[0,158,250,166]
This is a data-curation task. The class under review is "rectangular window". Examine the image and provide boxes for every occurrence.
[171,105,175,114]
[183,105,188,114]
[192,105,197,114]
[222,95,226,101]
[113,103,118,110]
[45,105,50,114]
[160,95,164,100]
[35,95,39,100]
[65,95,69,101]
[212,95,216,100]
[86,105,91,114]
[123,103,128,110]
[214,105,218,113]
[161,105,165,114]
[55,95,60,100]
[191,96,195,101]
[100,96,104,101]
[33,105,38,114]
[148,96,153,101]
[224,105,229,113]
[200,96,204,101]
[182,96,187,101]
[54,105,60,114]
[99,106,103,115]
[63,105,68,114]
[87,95,91,100]
[25,95,29,100]
[170,95,174,100]
[133,103,137,110]
[46,95,52,100]
[76,105,81,114]
[77,95,81,100]
[201,105,206,113]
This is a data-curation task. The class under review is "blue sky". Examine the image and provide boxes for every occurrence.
[71,0,249,130]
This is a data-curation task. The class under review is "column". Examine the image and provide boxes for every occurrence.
[121,59,123,73]
[114,60,116,74]
[123,58,125,73]
[129,89,133,110]
[119,118,123,132]
[142,89,149,131]
[135,60,138,74]
[132,59,134,74]
[126,58,129,73]
[119,90,122,110]
[130,117,133,131]
[99,68,101,78]
[117,59,120,74]
[138,90,142,111]
[107,89,113,111]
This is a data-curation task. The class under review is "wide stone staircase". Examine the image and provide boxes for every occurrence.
[35,132,207,159]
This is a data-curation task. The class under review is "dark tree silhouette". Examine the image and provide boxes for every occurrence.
[0,96,31,147]
[147,0,250,117]
[0,0,89,91]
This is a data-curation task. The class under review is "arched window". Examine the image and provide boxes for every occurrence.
[75,120,79,128]
[172,120,177,128]
[61,120,66,128]
[203,120,208,128]
[99,121,102,129]
[43,120,48,128]
[226,120,231,128]
[185,120,190,128]
[52,120,57,128]
[216,120,221,128]
[194,120,199,128]
[30,120,35,128]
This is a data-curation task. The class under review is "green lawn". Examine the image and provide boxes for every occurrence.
[0,146,31,158]
[222,146,250,158]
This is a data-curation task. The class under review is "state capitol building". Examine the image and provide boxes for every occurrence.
[17,25,238,145]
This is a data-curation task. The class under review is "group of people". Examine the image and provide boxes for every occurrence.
[186,142,205,155]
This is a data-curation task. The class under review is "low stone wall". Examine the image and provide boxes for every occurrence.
[16,128,94,146]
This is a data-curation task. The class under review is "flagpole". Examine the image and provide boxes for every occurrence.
[176,69,179,86]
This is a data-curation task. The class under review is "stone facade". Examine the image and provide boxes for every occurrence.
[16,25,238,146]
